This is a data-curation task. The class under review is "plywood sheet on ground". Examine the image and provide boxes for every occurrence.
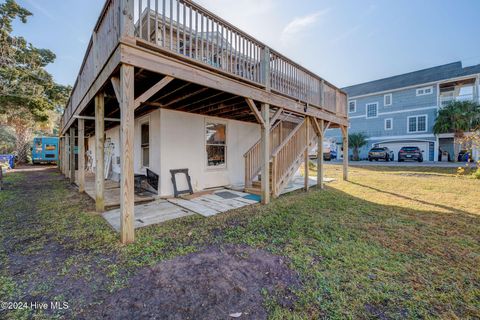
[168,188,259,217]
[102,199,194,231]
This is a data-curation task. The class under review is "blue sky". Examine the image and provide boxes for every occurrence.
[12,0,480,88]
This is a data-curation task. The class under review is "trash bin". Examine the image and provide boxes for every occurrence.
[0,154,15,169]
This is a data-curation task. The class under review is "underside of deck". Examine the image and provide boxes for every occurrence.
[58,0,349,243]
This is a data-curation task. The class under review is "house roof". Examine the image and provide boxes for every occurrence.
[343,61,480,97]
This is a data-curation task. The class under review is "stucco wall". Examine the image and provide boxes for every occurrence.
[86,109,261,197]
[158,109,260,197]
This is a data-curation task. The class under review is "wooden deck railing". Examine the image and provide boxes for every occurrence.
[132,0,347,112]
[62,0,347,131]
[61,0,121,130]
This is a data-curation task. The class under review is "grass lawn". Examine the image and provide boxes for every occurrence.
[0,165,479,319]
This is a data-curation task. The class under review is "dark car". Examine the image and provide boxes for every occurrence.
[458,150,471,162]
[368,147,394,161]
[398,146,423,162]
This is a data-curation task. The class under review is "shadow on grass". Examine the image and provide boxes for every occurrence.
[347,181,478,218]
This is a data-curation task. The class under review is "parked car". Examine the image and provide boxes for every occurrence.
[368,147,394,161]
[458,150,471,162]
[309,143,334,161]
[398,146,423,162]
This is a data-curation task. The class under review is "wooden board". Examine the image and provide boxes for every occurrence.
[102,199,194,231]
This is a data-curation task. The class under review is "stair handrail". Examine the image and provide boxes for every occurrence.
[271,118,317,196]
[271,118,306,157]
[243,119,282,157]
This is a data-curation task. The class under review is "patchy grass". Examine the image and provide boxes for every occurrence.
[0,165,479,319]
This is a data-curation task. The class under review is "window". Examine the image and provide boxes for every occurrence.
[384,118,393,130]
[366,103,378,118]
[407,115,427,133]
[141,123,149,167]
[416,86,433,96]
[206,122,226,168]
[348,100,356,113]
[384,93,392,106]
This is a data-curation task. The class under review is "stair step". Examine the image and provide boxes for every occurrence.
[252,180,261,188]
[244,187,262,195]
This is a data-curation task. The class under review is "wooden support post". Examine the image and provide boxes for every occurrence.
[95,93,105,212]
[58,137,63,173]
[69,127,75,183]
[120,64,135,244]
[262,46,271,91]
[120,0,135,38]
[64,133,70,178]
[78,119,85,193]
[341,125,349,181]
[304,117,309,191]
[261,103,270,204]
[317,120,325,189]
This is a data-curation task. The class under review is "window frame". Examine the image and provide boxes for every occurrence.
[384,93,392,106]
[205,119,227,170]
[348,100,356,113]
[416,86,433,96]
[407,114,428,133]
[140,120,150,168]
[365,102,379,119]
[384,118,393,131]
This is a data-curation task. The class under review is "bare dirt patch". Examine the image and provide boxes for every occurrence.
[83,245,300,320]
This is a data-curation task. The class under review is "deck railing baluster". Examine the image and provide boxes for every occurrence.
[138,0,142,38]
[162,0,166,46]
[189,5,192,58]
[200,13,204,62]
[154,0,158,44]
[147,0,151,41]
[169,0,173,50]
[182,2,186,55]
[194,10,198,59]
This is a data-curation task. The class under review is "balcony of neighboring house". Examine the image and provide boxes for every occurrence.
[438,77,479,108]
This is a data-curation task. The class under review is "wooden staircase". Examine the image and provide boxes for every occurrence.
[244,116,317,197]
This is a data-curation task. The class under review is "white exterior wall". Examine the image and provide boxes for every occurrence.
[87,109,261,197]
[158,109,260,197]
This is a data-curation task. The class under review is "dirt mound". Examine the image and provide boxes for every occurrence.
[85,245,300,320]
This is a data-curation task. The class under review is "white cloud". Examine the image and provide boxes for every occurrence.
[281,9,329,44]
[24,0,55,20]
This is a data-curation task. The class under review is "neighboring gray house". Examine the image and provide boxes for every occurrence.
[326,61,480,161]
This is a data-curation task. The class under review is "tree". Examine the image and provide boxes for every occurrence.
[348,132,368,161]
[0,0,71,163]
[433,101,480,161]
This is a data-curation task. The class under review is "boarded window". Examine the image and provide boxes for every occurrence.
[141,123,149,167]
[206,122,226,168]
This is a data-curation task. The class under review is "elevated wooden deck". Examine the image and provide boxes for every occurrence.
[58,0,349,243]
[60,0,347,135]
